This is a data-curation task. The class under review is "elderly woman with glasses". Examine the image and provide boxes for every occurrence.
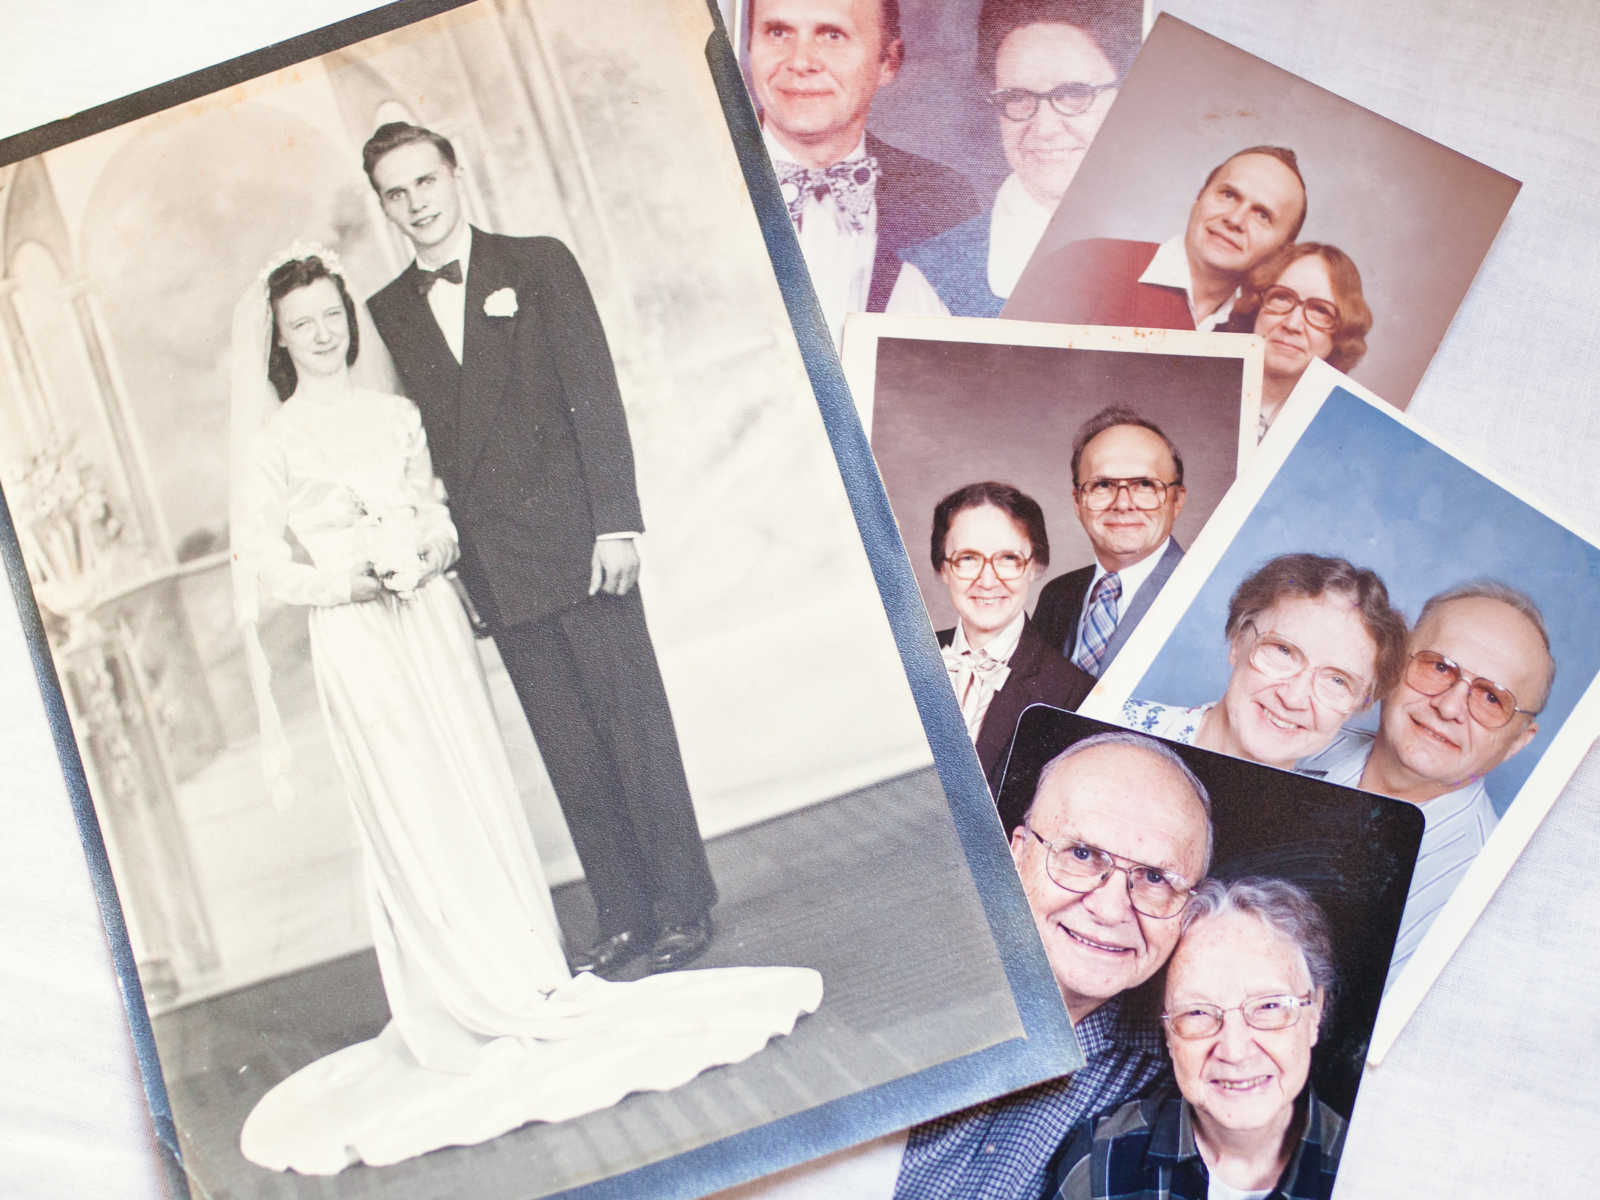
[1122,554,1408,771]
[1228,243,1373,437]
[887,0,1140,318]
[932,481,1094,796]
[1047,877,1346,1200]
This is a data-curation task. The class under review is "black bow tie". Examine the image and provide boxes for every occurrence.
[413,259,464,294]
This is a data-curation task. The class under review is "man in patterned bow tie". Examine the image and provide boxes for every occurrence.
[1034,407,1188,678]
[746,0,979,347]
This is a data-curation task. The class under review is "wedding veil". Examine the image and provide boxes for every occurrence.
[228,242,347,809]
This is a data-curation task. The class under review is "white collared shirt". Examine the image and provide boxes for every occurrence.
[1071,537,1172,664]
[987,172,1056,299]
[946,609,1027,742]
[1136,234,1238,332]
[416,223,474,363]
[763,126,877,350]
[950,607,1027,666]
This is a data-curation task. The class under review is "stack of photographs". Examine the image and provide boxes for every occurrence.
[2,2,1594,1200]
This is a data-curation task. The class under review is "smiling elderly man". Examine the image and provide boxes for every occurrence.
[714,730,1213,1200]
[1297,580,1555,972]
[1033,407,1188,677]
[1007,145,1306,332]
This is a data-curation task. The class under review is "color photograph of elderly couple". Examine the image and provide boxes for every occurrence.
[843,318,1259,798]
[1005,15,1520,430]
[716,706,1420,1199]
[1087,374,1600,1011]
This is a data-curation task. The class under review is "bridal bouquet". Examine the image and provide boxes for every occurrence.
[354,500,426,597]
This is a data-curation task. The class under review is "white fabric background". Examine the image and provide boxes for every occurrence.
[2,0,1598,1197]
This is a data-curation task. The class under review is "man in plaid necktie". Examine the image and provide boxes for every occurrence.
[1035,407,1190,677]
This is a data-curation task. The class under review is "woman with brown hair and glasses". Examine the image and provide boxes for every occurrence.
[1229,243,1373,436]
[931,481,1093,796]
[1121,553,1407,771]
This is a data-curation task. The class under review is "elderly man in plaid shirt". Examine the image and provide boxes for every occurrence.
[718,730,1214,1200]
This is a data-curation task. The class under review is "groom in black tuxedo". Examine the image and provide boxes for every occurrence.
[362,122,715,976]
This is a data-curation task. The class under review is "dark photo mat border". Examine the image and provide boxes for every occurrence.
[994,705,1424,1118]
[0,0,1085,1196]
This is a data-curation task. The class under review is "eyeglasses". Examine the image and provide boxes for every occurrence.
[985,80,1120,122]
[1259,284,1340,332]
[1242,622,1372,714]
[1074,477,1181,512]
[1404,649,1539,729]
[942,549,1034,582]
[1162,993,1317,1040]
[1018,824,1193,919]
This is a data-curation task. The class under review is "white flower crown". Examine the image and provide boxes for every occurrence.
[254,240,348,294]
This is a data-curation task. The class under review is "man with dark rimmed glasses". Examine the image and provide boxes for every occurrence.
[1034,406,1188,677]
[1298,580,1554,972]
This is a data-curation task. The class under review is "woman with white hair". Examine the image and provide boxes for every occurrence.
[1047,877,1346,1200]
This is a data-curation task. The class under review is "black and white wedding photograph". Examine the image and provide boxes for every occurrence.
[0,1,1084,1195]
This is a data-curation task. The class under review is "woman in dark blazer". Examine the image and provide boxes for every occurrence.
[932,481,1094,798]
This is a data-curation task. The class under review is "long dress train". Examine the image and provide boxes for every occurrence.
[232,385,822,1173]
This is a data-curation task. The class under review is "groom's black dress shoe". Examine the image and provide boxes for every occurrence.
[648,914,713,973]
[570,930,649,979]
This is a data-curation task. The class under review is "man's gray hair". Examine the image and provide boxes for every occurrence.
[1177,876,1336,1033]
[1069,405,1184,487]
[1027,729,1213,876]
[1417,579,1557,709]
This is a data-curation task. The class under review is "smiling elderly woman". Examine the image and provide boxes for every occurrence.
[1046,877,1347,1200]
[1122,553,1407,771]
[933,481,1093,795]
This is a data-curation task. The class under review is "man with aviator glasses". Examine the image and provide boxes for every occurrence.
[1298,581,1554,972]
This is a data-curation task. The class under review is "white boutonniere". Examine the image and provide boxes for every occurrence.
[484,287,518,318]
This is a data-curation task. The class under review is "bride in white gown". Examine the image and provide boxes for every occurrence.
[229,247,822,1174]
